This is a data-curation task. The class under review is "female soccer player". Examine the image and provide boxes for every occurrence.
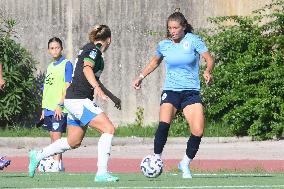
[29,25,120,182]
[133,11,214,179]
[40,37,73,172]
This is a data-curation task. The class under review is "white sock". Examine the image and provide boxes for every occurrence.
[154,153,161,159]
[97,133,113,175]
[180,154,192,165]
[59,160,64,171]
[36,138,71,161]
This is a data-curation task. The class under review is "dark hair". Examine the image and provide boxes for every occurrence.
[166,11,193,38]
[48,37,63,49]
[89,25,111,43]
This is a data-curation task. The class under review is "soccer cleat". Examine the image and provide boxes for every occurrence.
[94,173,119,182]
[178,162,192,179]
[28,150,40,178]
[0,157,11,170]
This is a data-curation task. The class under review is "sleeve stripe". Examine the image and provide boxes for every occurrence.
[84,57,96,65]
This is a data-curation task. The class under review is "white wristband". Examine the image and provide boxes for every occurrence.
[139,73,145,79]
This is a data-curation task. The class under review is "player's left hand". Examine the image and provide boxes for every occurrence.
[203,70,213,86]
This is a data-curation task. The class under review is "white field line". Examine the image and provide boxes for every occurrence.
[30,185,284,189]
[193,173,272,176]
[67,173,273,176]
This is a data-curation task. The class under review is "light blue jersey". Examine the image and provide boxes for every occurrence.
[156,33,208,91]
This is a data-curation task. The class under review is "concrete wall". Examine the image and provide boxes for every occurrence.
[0,0,272,125]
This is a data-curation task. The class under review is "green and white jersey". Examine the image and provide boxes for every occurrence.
[66,43,104,100]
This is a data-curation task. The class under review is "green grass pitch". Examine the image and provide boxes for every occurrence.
[1,172,284,188]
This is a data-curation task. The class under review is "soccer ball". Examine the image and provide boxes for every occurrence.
[140,155,163,178]
[38,157,64,172]
[38,157,54,172]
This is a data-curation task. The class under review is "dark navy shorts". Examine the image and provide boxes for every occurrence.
[160,90,202,110]
[43,114,67,133]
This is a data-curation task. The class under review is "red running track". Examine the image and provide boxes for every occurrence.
[3,157,284,173]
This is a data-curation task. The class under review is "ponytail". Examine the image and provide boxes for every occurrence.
[89,25,111,43]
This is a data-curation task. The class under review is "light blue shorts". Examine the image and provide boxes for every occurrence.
[64,98,103,126]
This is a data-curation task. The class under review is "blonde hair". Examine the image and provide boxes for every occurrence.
[89,25,111,43]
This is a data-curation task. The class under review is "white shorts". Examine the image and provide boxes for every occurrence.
[64,98,103,126]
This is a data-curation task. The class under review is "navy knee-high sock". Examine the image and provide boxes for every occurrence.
[154,122,170,155]
[186,134,202,159]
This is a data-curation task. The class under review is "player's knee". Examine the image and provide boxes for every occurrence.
[191,128,204,137]
[192,131,203,137]
[103,125,115,135]
[71,144,81,149]
[68,141,82,149]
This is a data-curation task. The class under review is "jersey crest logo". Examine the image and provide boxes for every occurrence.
[52,122,60,130]
[183,41,190,50]
[89,50,97,59]
[78,50,83,55]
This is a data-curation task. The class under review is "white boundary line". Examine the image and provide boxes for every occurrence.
[29,185,284,189]
[66,173,273,176]
[193,173,272,176]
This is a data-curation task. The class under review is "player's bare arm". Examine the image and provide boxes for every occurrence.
[201,51,214,85]
[133,55,163,90]
[83,61,108,100]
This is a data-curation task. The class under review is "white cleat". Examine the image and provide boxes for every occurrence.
[178,162,192,179]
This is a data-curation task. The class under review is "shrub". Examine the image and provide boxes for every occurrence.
[169,111,189,137]
[200,0,284,140]
[0,16,40,128]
